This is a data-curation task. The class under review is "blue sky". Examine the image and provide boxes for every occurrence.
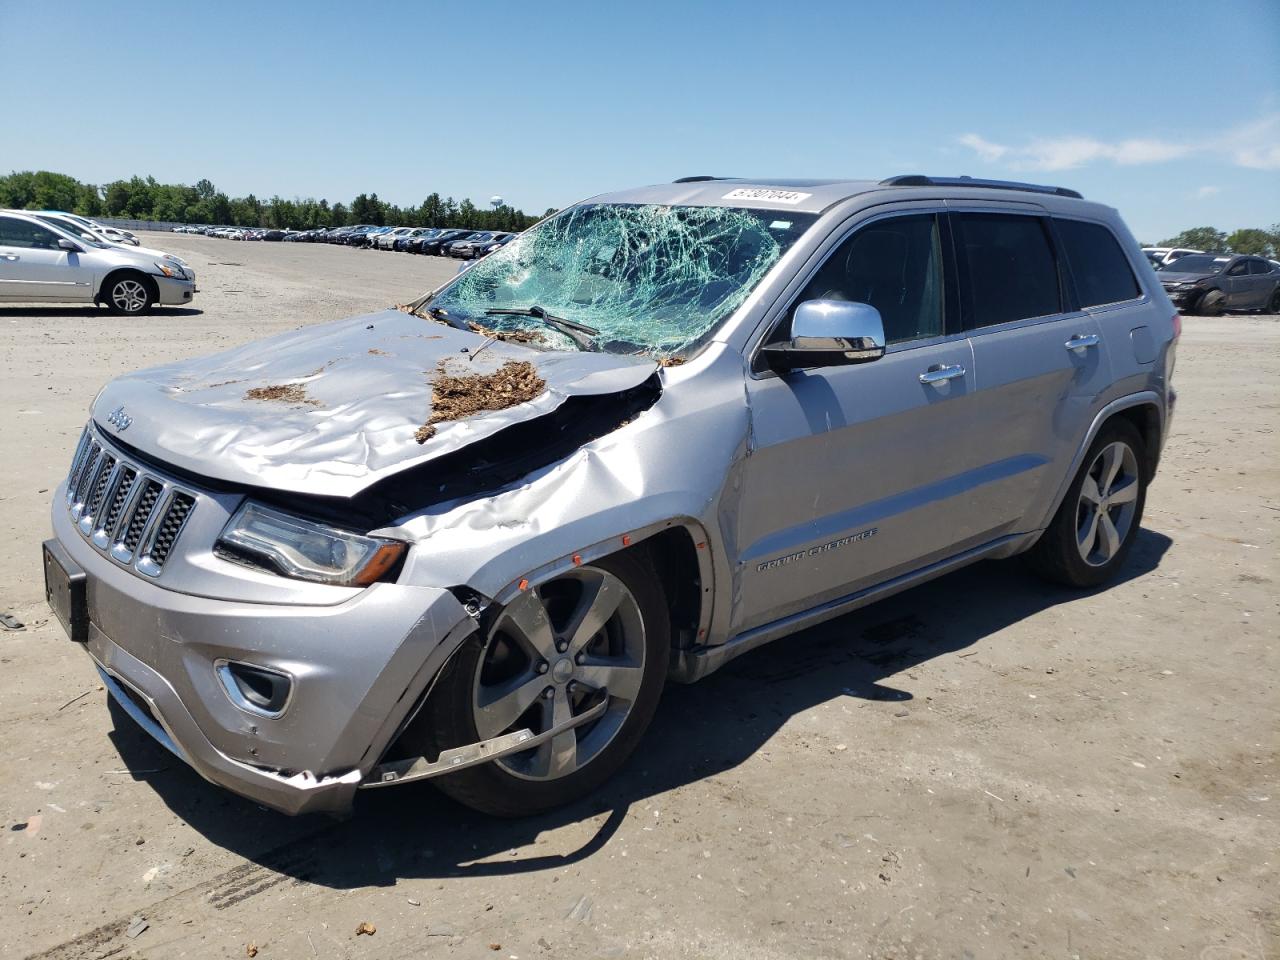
[2,0,1277,240]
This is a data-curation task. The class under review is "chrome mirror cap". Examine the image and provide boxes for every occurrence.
[765,300,887,370]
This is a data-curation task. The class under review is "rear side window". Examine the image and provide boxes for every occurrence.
[1248,259,1273,275]
[956,213,1061,327]
[1055,219,1141,307]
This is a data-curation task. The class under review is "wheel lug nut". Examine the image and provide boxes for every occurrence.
[543,687,555,699]
[574,652,584,665]
[567,681,577,693]
[556,641,568,653]
[537,661,548,674]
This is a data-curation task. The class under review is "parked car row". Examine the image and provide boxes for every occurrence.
[172,223,519,258]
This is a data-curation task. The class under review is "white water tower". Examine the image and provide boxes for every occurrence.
[489,195,503,209]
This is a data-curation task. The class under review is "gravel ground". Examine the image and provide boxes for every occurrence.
[0,233,1276,960]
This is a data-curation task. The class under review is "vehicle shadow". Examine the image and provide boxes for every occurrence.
[0,306,203,317]
[106,530,1171,889]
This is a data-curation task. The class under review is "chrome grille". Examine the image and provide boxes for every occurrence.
[62,428,198,578]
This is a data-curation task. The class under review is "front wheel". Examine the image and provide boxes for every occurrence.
[1027,420,1148,588]
[1196,289,1226,316]
[103,274,155,315]
[1268,286,1280,313]
[422,552,669,816]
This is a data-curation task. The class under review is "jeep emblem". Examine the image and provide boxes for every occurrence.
[107,406,132,431]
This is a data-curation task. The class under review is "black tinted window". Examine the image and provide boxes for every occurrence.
[788,214,945,345]
[1226,260,1248,276]
[1248,259,1273,275]
[957,214,1061,327]
[1055,219,1141,307]
[0,216,60,250]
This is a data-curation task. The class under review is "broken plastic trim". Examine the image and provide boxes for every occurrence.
[362,698,607,788]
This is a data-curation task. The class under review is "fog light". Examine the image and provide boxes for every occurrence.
[216,660,292,718]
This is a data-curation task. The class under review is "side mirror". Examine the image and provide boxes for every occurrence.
[763,300,886,371]
[57,238,82,253]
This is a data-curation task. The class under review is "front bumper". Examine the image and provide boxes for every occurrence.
[155,275,196,305]
[1162,286,1199,309]
[49,497,473,815]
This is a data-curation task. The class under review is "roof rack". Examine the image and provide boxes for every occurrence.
[673,175,734,183]
[880,174,1083,200]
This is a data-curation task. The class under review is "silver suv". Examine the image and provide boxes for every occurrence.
[42,176,1177,816]
[0,211,195,313]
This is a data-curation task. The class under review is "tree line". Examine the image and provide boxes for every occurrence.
[0,170,555,232]
[1151,225,1279,258]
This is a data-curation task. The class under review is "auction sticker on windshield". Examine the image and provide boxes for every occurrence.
[721,187,812,205]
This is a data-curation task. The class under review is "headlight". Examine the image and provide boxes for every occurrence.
[154,261,190,280]
[217,502,406,586]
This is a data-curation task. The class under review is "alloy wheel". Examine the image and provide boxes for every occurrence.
[1075,441,1140,567]
[111,279,148,314]
[471,567,646,781]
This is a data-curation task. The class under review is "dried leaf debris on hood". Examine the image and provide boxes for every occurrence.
[415,359,547,443]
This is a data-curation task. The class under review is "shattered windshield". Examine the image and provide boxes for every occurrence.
[429,203,816,356]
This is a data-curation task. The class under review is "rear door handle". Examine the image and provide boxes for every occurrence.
[1065,333,1100,351]
[919,364,966,384]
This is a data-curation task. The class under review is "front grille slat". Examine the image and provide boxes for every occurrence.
[85,456,117,519]
[72,443,103,506]
[62,429,197,576]
[148,493,195,566]
[100,468,137,540]
[123,480,163,553]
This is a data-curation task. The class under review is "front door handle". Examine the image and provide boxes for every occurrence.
[1065,333,1100,351]
[919,364,966,385]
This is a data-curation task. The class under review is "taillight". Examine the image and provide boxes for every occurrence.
[1172,313,1182,339]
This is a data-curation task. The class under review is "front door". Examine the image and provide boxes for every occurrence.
[0,215,94,301]
[735,212,992,635]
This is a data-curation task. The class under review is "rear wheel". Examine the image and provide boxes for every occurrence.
[1268,287,1280,313]
[103,274,155,315]
[423,551,669,816]
[1028,420,1147,588]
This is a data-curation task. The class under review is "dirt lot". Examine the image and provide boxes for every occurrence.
[1,233,1276,960]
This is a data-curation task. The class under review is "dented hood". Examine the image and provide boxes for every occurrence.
[92,309,657,497]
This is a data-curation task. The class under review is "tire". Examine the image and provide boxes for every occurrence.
[1027,419,1148,588]
[421,551,669,816]
[1196,289,1226,316]
[102,273,156,315]
[1268,286,1280,314]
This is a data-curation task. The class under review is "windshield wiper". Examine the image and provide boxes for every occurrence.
[485,305,600,351]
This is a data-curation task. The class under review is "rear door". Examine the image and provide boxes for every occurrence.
[1221,258,1252,308]
[955,210,1116,535]
[735,209,993,634]
[1247,258,1277,308]
[0,215,95,301]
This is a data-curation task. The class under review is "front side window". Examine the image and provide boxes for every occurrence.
[956,213,1061,327]
[1248,259,1273,275]
[779,214,945,345]
[431,203,817,356]
[0,216,62,250]
[1055,219,1141,307]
